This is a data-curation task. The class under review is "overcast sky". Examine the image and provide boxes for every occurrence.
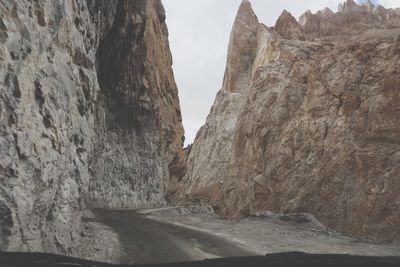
[163,0,400,145]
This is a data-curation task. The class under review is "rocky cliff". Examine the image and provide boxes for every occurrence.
[176,0,259,201]
[0,0,184,253]
[179,0,400,243]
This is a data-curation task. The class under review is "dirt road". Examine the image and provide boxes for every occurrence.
[92,209,256,264]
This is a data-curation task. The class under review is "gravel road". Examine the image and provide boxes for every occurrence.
[70,206,400,264]
[92,209,256,264]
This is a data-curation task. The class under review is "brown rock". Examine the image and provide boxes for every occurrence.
[299,0,400,39]
[223,0,260,93]
[274,10,305,40]
[180,0,400,243]
[175,0,259,203]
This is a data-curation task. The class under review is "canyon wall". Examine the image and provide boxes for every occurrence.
[0,0,184,253]
[180,0,400,243]
[177,1,259,200]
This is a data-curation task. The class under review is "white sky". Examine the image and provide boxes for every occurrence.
[163,0,400,145]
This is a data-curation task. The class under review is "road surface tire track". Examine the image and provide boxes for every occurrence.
[92,209,256,264]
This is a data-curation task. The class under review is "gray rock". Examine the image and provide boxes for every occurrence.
[0,0,184,253]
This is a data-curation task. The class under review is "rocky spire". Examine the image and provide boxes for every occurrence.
[299,10,312,27]
[274,10,305,40]
[363,0,375,11]
[366,0,374,7]
[320,7,334,15]
[338,0,358,12]
[222,0,259,92]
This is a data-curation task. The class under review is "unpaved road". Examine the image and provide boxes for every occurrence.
[92,209,256,264]
[141,207,400,257]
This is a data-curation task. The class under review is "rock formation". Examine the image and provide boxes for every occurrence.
[0,0,184,253]
[179,0,400,243]
[176,0,259,202]
[274,10,304,41]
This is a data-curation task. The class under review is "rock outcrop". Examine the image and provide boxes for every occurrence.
[274,10,304,41]
[299,0,400,39]
[0,0,184,253]
[176,0,259,202]
[179,0,400,243]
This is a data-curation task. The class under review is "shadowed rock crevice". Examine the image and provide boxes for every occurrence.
[0,18,8,43]
[96,0,151,130]
[0,201,13,251]
[87,0,185,210]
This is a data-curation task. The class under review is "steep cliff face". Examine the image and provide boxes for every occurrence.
[177,0,259,201]
[181,0,400,243]
[88,0,185,209]
[0,0,184,253]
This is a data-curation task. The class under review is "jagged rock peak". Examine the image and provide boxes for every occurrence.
[238,0,253,13]
[365,0,375,8]
[319,7,334,15]
[172,0,260,201]
[299,0,400,38]
[222,0,259,92]
[236,0,258,24]
[338,0,358,12]
[274,10,305,40]
[338,0,377,12]
[298,10,312,27]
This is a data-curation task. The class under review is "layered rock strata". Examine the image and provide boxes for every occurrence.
[0,0,184,253]
[179,0,400,243]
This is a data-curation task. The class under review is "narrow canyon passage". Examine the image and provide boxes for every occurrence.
[1,0,400,263]
[92,209,257,264]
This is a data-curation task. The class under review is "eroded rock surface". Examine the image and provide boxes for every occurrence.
[0,0,184,253]
[176,0,259,202]
[179,0,400,243]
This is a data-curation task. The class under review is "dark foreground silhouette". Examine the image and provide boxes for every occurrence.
[1,252,400,267]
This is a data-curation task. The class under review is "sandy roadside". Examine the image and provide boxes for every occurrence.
[68,210,123,263]
[140,205,400,257]
[67,205,400,264]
